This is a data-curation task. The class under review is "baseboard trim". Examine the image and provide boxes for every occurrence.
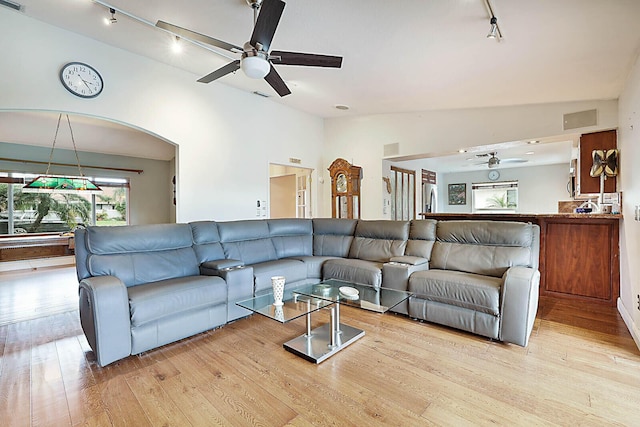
[617,297,640,351]
[0,256,75,272]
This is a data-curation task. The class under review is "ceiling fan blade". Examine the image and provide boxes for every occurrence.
[250,0,285,52]
[270,51,342,68]
[156,20,242,52]
[197,60,241,83]
[264,64,291,97]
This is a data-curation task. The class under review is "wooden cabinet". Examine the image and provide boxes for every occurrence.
[543,218,619,302]
[577,130,617,196]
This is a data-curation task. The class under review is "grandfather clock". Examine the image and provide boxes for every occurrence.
[328,158,363,219]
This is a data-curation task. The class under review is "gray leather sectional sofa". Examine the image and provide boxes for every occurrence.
[75,218,540,366]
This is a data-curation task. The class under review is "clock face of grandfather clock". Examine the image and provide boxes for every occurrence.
[328,158,363,219]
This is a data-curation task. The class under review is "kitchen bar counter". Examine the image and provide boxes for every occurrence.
[418,212,621,305]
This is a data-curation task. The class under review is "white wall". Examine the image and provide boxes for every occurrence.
[617,51,640,348]
[0,10,325,222]
[324,100,618,219]
[0,141,172,225]
[438,163,571,214]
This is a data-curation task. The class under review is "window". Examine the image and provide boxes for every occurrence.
[0,173,129,235]
[472,181,518,213]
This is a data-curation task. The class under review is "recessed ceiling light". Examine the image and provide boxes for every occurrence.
[171,36,182,53]
[528,140,540,144]
[525,151,535,155]
[335,105,349,111]
[458,149,467,153]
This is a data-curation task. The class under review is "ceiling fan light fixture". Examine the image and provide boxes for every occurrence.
[488,156,500,168]
[241,55,270,79]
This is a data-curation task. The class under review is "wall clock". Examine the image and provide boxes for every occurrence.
[59,62,104,98]
[488,170,500,181]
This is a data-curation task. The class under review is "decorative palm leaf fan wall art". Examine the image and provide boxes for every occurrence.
[156,0,343,97]
[589,148,619,210]
[589,149,619,178]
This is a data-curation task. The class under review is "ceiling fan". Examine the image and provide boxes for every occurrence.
[475,152,528,168]
[156,0,343,97]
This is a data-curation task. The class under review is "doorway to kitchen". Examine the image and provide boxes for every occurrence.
[269,164,313,218]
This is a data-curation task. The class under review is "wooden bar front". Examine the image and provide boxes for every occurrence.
[418,213,621,305]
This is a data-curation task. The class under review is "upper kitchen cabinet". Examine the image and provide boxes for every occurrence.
[577,130,617,197]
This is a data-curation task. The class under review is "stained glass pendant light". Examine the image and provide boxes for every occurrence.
[22,114,102,194]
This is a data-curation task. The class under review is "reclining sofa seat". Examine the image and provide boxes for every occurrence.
[408,220,540,347]
[75,224,228,367]
[215,219,319,296]
[322,220,410,287]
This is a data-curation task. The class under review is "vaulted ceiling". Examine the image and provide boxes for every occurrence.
[3,0,640,166]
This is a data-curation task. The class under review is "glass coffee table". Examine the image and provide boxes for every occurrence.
[237,279,411,364]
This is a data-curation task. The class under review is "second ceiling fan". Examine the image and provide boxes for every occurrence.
[156,0,343,97]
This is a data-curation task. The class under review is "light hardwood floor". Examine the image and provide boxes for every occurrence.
[1,266,639,426]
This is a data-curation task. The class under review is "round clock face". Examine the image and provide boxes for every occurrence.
[336,173,347,192]
[59,62,104,98]
[488,170,500,181]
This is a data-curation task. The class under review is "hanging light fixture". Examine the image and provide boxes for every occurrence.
[104,7,117,25]
[487,16,498,38]
[484,0,503,40]
[22,114,102,194]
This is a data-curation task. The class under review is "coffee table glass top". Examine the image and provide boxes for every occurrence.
[236,291,334,323]
[294,279,412,313]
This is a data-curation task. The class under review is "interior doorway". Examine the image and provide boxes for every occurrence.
[269,164,313,218]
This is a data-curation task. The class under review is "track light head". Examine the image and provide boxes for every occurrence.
[487,16,498,38]
[106,8,117,25]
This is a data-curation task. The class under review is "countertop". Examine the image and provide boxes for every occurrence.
[418,212,623,220]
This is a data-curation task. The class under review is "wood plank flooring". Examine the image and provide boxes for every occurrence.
[0,266,78,326]
[1,267,639,426]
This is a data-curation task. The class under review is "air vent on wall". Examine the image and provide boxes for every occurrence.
[563,109,597,130]
[0,0,22,11]
[384,143,399,157]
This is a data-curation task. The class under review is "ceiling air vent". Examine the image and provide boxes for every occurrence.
[0,0,22,11]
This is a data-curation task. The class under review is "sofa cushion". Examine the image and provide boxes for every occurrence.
[312,218,357,257]
[88,248,199,287]
[86,223,193,254]
[218,220,278,265]
[128,275,227,327]
[322,258,383,288]
[430,220,537,277]
[290,256,340,279]
[405,220,437,259]
[348,220,409,262]
[190,221,225,263]
[252,259,308,294]
[268,219,313,258]
[409,269,502,316]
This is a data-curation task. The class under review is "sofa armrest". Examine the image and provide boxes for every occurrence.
[200,259,244,274]
[79,276,131,367]
[389,256,428,266]
[382,261,430,315]
[499,266,540,347]
[202,265,255,322]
